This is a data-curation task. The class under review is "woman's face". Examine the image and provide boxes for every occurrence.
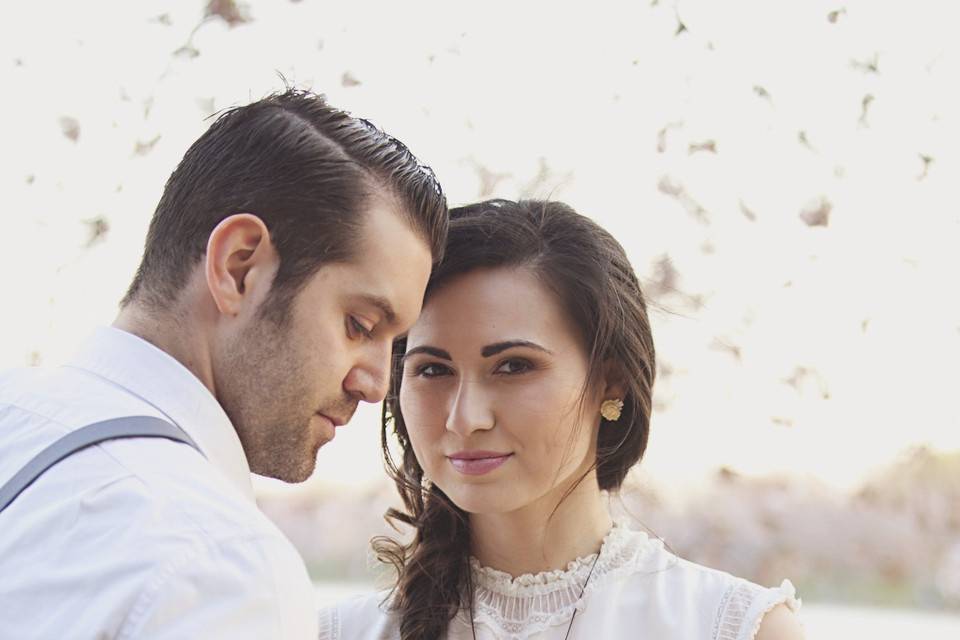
[399,266,605,516]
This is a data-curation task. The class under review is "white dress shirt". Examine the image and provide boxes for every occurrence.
[319,522,801,640]
[0,327,318,640]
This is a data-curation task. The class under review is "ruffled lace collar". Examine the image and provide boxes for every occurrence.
[457,521,662,639]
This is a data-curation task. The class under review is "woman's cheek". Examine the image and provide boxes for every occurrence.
[400,383,448,450]
[506,375,575,419]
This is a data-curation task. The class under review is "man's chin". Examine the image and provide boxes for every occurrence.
[257,461,316,484]
[249,447,319,484]
[285,463,317,484]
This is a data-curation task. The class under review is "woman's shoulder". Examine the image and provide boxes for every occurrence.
[620,541,801,640]
[675,560,800,640]
[318,589,399,640]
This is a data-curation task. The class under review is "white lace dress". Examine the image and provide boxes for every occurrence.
[319,522,800,640]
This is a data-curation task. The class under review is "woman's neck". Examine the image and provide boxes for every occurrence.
[469,471,612,577]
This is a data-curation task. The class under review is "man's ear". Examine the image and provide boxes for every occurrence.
[205,214,277,317]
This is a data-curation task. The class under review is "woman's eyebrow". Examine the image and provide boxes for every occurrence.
[481,340,553,358]
[402,345,452,362]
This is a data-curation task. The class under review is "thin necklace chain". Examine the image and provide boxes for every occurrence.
[468,549,603,640]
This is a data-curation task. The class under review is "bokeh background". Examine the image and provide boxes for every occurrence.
[2,0,958,635]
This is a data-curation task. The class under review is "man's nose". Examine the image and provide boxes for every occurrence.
[343,346,391,404]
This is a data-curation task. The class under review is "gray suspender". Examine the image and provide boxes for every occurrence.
[0,416,203,516]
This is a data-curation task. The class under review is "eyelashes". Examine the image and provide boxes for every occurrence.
[493,358,534,375]
[348,316,374,340]
[413,362,452,378]
[410,357,535,378]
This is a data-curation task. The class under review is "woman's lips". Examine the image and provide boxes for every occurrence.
[447,452,513,476]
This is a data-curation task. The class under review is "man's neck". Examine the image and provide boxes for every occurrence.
[468,471,613,577]
[113,303,216,396]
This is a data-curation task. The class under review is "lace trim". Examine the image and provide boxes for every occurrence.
[714,579,801,640]
[317,604,339,640]
[460,522,662,638]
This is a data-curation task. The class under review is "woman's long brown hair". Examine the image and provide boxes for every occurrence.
[373,200,656,639]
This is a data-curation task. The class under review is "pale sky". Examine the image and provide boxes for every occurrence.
[1,0,958,496]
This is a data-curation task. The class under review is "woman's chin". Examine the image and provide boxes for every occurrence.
[440,484,523,516]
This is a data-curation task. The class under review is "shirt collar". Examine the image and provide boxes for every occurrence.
[66,326,255,502]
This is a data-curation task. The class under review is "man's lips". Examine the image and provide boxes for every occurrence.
[447,451,513,475]
[311,414,337,443]
[316,412,350,427]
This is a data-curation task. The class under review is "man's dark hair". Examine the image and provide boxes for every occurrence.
[122,88,447,319]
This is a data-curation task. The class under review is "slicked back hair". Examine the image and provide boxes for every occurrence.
[122,88,447,320]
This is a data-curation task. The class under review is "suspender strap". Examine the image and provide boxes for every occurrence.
[0,416,202,515]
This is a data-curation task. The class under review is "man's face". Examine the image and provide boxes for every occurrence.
[218,200,433,482]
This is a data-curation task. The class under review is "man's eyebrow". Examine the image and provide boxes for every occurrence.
[358,294,396,324]
[402,345,452,362]
[481,340,553,358]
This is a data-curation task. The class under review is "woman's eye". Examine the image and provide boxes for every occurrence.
[494,358,533,375]
[348,316,373,340]
[414,363,452,378]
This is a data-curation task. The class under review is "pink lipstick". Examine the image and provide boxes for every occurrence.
[447,451,513,476]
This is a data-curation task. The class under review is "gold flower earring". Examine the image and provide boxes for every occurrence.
[600,398,624,422]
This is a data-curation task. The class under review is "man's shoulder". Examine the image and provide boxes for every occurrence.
[0,364,41,388]
[0,450,317,640]
[0,364,174,497]
[0,364,155,428]
[1,429,275,549]
[0,365,284,557]
[0,365,63,418]
[0,422,313,627]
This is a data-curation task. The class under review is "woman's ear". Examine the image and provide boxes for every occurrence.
[601,359,627,401]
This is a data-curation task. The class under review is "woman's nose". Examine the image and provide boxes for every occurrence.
[444,380,495,437]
